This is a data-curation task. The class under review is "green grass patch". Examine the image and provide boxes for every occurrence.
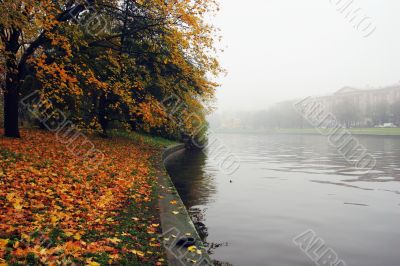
[215,128,400,136]
[111,130,178,148]
[0,146,23,163]
[346,128,400,135]
[276,128,400,136]
[81,179,165,265]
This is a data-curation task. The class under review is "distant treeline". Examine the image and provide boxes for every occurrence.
[211,99,400,130]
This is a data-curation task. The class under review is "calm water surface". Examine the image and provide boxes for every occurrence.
[165,134,400,266]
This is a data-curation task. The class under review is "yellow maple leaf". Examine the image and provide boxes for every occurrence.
[187,245,197,252]
[7,193,23,210]
[6,193,15,202]
[50,216,58,224]
[13,200,23,211]
[108,237,121,244]
[86,258,100,266]
[0,239,9,250]
[131,249,145,257]
[109,254,119,260]
[73,233,82,240]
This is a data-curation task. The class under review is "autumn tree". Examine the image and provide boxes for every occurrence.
[0,0,102,137]
[1,0,222,141]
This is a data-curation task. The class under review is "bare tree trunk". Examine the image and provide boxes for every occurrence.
[98,93,109,137]
[1,3,92,138]
[3,29,21,138]
[4,78,20,138]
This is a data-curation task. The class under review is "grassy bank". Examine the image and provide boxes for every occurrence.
[214,128,400,136]
[0,129,176,265]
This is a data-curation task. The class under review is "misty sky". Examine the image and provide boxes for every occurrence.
[214,0,400,112]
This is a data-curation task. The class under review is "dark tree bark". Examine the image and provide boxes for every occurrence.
[4,81,20,138]
[98,93,109,137]
[3,29,21,138]
[4,79,20,138]
[1,3,93,138]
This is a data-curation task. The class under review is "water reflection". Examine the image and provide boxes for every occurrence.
[165,150,232,264]
[165,149,217,209]
[166,134,400,266]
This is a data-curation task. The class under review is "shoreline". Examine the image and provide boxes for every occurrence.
[212,128,400,137]
[154,144,212,266]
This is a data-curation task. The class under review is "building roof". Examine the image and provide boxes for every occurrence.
[334,87,362,95]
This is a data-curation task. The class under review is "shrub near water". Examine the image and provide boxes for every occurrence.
[0,129,166,265]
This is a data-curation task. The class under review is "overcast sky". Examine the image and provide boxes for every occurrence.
[213,0,400,112]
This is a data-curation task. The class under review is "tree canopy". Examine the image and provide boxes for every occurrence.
[0,0,222,142]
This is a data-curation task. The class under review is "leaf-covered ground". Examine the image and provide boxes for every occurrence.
[0,129,170,265]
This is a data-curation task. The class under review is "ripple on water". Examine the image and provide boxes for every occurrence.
[167,134,400,266]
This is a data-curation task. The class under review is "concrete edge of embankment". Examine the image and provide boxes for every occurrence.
[156,144,213,266]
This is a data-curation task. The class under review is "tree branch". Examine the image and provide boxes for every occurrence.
[18,1,95,76]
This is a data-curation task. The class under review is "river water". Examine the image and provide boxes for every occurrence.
[165,133,400,266]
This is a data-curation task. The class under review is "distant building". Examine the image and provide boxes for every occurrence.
[317,85,400,127]
[220,117,243,129]
[319,85,400,112]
